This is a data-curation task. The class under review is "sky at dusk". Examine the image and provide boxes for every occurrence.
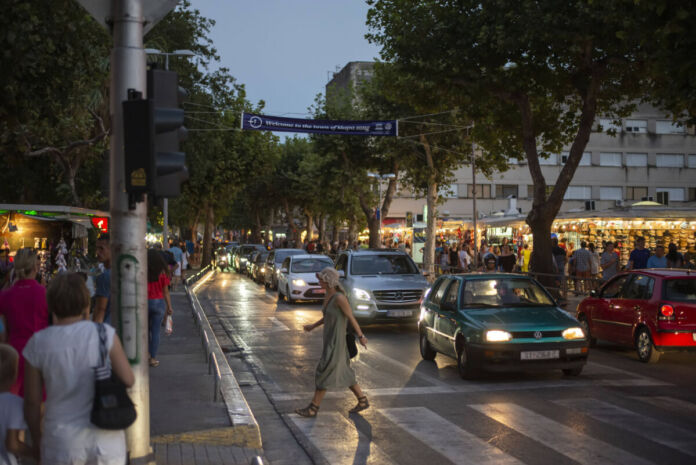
[192,1,381,119]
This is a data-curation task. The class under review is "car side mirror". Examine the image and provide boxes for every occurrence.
[590,290,597,298]
[337,270,345,278]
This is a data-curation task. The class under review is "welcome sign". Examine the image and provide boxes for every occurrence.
[241,112,397,136]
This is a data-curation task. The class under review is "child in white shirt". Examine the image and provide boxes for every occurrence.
[0,344,32,465]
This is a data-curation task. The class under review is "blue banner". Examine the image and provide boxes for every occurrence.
[241,112,397,136]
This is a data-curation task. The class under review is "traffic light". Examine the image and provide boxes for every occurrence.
[122,68,188,199]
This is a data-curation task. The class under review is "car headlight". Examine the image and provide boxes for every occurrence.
[260,267,265,273]
[485,330,513,342]
[562,327,585,340]
[240,258,247,263]
[352,288,372,301]
[292,279,307,287]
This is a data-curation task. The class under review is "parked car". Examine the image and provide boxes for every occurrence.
[234,244,266,273]
[334,249,429,324]
[250,251,269,283]
[264,248,306,290]
[277,254,335,303]
[576,269,696,363]
[419,273,589,379]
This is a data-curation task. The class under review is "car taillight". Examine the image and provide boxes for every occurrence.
[659,304,675,321]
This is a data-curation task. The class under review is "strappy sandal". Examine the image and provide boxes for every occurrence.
[349,396,369,414]
[295,403,320,418]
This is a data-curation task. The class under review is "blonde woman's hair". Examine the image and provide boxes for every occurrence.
[0,344,19,390]
[316,267,345,293]
[13,247,38,280]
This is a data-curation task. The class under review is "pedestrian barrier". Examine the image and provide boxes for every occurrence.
[181,266,263,448]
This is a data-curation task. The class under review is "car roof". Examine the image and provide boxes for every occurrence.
[273,248,304,252]
[342,249,408,255]
[440,272,533,280]
[629,269,695,278]
[290,254,333,260]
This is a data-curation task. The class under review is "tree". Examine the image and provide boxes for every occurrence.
[368,0,652,274]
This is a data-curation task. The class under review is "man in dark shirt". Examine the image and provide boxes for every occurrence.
[628,237,650,270]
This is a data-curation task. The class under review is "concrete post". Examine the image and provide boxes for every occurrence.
[109,0,151,462]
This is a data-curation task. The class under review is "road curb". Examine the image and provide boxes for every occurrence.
[159,266,262,449]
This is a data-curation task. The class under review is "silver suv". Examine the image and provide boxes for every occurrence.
[335,249,429,323]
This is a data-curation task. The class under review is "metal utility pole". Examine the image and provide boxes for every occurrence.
[471,142,478,270]
[367,172,395,247]
[109,1,150,462]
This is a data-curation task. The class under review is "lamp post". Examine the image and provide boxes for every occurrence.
[143,48,195,249]
[367,172,396,247]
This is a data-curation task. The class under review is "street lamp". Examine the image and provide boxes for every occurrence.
[367,172,396,247]
[144,48,195,249]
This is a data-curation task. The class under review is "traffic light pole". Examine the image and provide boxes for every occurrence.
[110,1,151,462]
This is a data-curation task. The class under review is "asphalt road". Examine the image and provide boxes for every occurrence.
[196,270,696,465]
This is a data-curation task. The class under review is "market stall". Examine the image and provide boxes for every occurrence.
[0,204,109,282]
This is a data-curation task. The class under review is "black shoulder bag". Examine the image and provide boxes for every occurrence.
[91,323,137,430]
[346,331,358,359]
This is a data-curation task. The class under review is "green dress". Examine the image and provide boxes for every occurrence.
[315,293,357,390]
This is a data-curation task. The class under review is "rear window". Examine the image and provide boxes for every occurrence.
[663,279,696,303]
[274,250,304,263]
[291,258,334,273]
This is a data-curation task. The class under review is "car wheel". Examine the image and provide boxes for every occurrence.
[456,343,480,380]
[286,286,294,304]
[277,286,284,302]
[578,314,596,348]
[562,366,583,376]
[419,330,436,361]
[636,327,661,363]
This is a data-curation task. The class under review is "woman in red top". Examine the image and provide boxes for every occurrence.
[0,248,49,396]
[147,249,173,367]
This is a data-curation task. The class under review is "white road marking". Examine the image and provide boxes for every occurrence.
[269,316,290,332]
[288,412,396,465]
[470,403,653,465]
[380,407,522,465]
[556,398,696,457]
[633,396,696,417]
[271,377,670,402]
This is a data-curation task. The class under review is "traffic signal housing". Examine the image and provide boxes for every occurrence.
[123,68,188,199]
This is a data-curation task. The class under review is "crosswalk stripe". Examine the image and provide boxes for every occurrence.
[632,396,696,417]
[471,402,653,465]
[380,407,522,465]
[288,412,396,465]
[269,316,290,332]
[271,376,670,402]
[555,398,696,457]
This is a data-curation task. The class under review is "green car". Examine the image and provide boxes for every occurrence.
[418,273,589,379]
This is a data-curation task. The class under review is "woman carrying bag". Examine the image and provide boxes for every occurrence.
[295,267,368,417]
[23,273,134,465]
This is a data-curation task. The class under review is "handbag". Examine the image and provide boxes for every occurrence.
[346,332,358,359]
[91,323,137,430]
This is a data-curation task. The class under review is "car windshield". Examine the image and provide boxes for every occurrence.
[350,254,418,275]
[291,258,333,273]
[461,278,555,308]
[255,253,269,263]
[275,250,304,263]
[663,279,696,303]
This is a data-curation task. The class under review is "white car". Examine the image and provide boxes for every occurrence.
[277,254,335,303]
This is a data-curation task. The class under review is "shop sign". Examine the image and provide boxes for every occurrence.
[91,217,109,233]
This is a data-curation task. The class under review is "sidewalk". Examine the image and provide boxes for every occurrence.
[149,280,266,464]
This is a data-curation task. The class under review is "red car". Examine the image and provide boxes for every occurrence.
[576,269,696,363]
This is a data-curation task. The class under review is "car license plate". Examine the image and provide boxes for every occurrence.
[521,350,559,360]
[314,288,325,294]
[387,310,413,318]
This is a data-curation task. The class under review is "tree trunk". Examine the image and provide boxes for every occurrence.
[305,212,313,242]
[253,209,262,243]
[424,181,438,275]
[201,204,214,266]
[190,210,200,243]
[331,220,339,245]
[283,199,301,247]
[367,216,380,248]
[348,217,357,246]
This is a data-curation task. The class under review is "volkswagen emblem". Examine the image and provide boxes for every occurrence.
[534,331,543,339]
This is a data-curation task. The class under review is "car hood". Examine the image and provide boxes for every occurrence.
[289,272,320,282]
[460,306,579,330]
[350,274,429,290]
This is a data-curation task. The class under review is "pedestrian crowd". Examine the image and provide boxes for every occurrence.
[0,233,188,464]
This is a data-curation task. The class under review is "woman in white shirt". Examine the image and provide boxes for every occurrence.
[458,244,472,272]
[23,273,134,465]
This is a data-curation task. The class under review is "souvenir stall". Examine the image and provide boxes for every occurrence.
[481,215,530,251]
[0,204,109,283]
[548,205,696,266]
